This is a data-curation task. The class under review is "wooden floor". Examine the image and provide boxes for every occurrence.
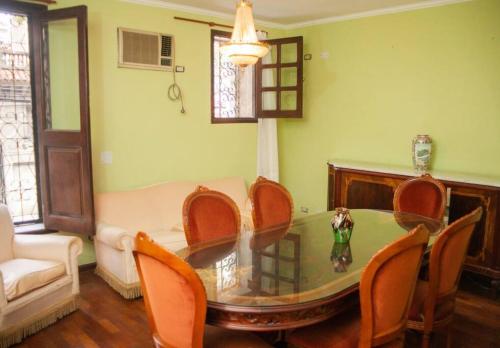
[14,270,500,348]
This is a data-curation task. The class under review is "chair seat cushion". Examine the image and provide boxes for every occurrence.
[0,258,66,301]
[288,309,360,348]
[203,325,271,348]
[408,280,455,322]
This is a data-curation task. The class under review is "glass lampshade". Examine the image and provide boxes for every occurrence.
[220,0,269,67]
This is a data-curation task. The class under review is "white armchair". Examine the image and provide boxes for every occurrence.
[0,205,82,348]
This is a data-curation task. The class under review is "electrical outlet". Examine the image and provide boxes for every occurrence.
[100,151,113,165]
[300,206,309,214]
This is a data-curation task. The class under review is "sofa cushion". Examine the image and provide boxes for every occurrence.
[0,205,14,263]
[0,258,66,301]
[96,224,188,253]
[200,177,248,213]
[148,230,188,253]
[95,181,197,232]
[95,177,250,244]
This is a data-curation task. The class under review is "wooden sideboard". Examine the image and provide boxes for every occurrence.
[327,161,500,292]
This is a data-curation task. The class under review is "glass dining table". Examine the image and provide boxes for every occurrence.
[176,209,443,331]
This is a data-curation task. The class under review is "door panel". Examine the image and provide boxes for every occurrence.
[47,147,83,216]
[33,6,94,235]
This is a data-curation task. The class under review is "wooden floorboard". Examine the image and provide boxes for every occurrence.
[13,270,500,347]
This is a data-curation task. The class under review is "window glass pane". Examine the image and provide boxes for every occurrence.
[281,43,297,64]
[262,68,277,88]
[212,33,255,120]
[280,91,297,111]
[262,91,277,111]
[262,44,278,65]
[42,18,81,130]
[281,67,297,87]
[0,12,40,223]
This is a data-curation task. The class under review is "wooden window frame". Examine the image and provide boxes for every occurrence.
[0,0,46,231]
[255,36,303,118]
[210,30,257,124]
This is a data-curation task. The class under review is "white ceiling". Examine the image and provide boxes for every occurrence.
[126,0,469,27]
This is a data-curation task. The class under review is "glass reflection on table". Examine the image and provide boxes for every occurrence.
[177,209,443,308]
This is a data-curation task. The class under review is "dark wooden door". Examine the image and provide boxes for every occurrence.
[32,6,94,235]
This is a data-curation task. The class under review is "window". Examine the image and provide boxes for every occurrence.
[211,30,256,123]
[0,11,40,224]
[255,36,303,118]
[0,2,95,235]
[211,30,303,122]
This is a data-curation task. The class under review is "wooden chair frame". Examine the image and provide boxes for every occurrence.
[393,174,447,220]
[359,225,430,347]
[182,185,241,246]
[249,176,294,230]
[133,232,207,348]
[407,207,483,348]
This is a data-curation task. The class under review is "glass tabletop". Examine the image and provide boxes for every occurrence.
[177,209,443,309]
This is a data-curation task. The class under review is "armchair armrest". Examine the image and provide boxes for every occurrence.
[13,234,83,275]
[0,270,6,309]
[96,223,135,251]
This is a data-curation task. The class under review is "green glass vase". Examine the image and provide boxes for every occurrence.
[331,207,354,243]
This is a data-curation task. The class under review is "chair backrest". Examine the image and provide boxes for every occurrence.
[393,174,446,220]
[359,225,430,347]
[249,177,293,230]
[424,207,482,328]
[0,205,14,263]
[183,186,241,246]
[133,232,207,348]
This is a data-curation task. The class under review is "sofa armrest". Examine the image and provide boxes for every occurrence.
[13,234,83,276]
[96,223,135,251]
[0,270,6,309]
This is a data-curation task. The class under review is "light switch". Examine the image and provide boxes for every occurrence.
[101,151,113,165]
[320,51,330,60]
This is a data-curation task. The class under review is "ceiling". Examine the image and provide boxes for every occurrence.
[130,0,468,27]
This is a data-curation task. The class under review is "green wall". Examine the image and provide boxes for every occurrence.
[279,0,500,214]
[53,0,284,194]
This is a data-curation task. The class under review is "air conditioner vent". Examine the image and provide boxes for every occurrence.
[161,35,172,57]
[118,27,173,71]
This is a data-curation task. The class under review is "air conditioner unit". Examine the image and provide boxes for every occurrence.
[118,27,173,71]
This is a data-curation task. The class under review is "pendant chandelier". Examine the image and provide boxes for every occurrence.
[220,0,269,67]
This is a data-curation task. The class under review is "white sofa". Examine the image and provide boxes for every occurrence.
[0,205,82,348]
[94,177,252,299]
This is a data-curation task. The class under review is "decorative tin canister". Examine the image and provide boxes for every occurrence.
[331,207,354,243]
[412,134,432,173]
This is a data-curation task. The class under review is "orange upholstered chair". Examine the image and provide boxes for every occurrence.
[393,174,447,220]
[249,176,293,230]
[133,232,271,348]
[183,186,241,246]
[288,225,430,348]
[407,207,482,348]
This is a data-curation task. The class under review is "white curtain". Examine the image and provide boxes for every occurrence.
[256,31,279,182]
